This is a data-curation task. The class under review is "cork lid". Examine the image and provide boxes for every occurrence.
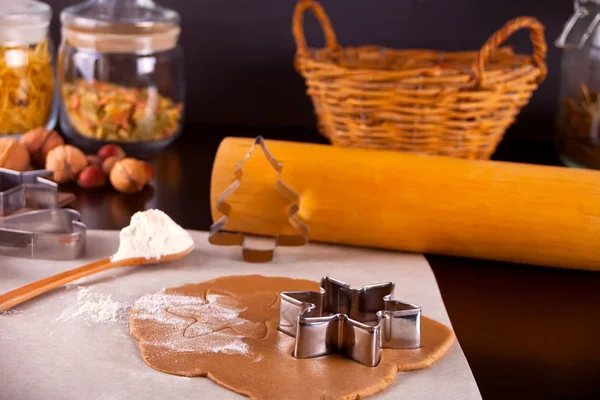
[0,0,51,45]
[61,0,181,54]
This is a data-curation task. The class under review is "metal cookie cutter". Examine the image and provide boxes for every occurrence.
[0,168,58,217]
[209,136,308,263]
[0,208,86,260]
[279,276,421,367]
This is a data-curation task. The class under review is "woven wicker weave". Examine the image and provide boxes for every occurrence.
[292,0,547,160]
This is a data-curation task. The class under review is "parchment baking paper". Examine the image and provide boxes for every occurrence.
[0,230,481,400]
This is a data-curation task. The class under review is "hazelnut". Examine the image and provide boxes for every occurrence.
[102,156,119,175]
[77,166,107,189]
[0,138,31,171]
[86,155,103,169]
[20,128,65,165]
[46,145,88,183]
[110,158,147,193]
[139,161,155,183]
[98,144,126,161]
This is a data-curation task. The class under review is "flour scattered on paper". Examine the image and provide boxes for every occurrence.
[55,286,253,356]
[132,291,252,356]
[0,309,22,316]
[111,209,194,261]
[64,277,88,289]
[56,287,129,324]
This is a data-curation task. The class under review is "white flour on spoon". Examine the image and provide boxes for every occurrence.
[111,209,194,261]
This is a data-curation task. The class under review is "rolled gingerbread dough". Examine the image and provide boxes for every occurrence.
[129,275,455,400]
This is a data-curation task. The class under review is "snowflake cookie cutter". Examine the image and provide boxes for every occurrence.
[209,136,308,263]
[0,168,58,217]
[278,276,421,367]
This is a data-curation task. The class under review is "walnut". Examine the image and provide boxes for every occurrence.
[110,158,148,193]
[0,138,31,171]
[45,145,88,183]
[20,128,65,166]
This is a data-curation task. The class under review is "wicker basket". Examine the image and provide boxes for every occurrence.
[292,1,548,160]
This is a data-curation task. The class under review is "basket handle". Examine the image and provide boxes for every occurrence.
[472,17,548,86]
[292,0,340,57]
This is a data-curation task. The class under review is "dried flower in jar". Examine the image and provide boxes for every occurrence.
[62,80,183,142]
[0,40,54,135]
[558,84,600,168]
[559,84,600,142]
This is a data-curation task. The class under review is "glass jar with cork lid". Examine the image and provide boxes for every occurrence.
[58,0,185,153]
[0,0,57,137]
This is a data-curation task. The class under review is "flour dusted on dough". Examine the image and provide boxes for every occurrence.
[111,209,194,261]
[130,291,252,355]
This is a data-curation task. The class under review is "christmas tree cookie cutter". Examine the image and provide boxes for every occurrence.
[0,208,86,260]
[0,169,85,260]
[279,276,422,367]
[209,136,308,263]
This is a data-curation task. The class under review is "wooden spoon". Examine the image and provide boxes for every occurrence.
[0,246,194,312]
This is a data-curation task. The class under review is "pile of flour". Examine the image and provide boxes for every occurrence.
[111,209,194,261]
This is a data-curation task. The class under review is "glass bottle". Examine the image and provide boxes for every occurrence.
[556,0,600,168]
[0,0,57,137]
[58,0,185,153]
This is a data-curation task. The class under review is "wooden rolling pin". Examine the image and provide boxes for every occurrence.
[211,138,600,271]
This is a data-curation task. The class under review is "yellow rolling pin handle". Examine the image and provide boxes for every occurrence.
[210,137,600,271]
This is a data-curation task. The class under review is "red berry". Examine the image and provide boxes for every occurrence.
[97,144,125,161]
[140,161,155,183]
[77,166,107,189]
[86,155,102,168]
[102,156,119,174]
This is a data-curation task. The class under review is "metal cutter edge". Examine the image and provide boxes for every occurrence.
[278,276,422,367]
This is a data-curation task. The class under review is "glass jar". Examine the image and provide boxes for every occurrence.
[0,1,57,137]
[58,0,185,153]
[556,0,600,169]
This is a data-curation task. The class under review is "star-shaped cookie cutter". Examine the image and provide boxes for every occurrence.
[278,276,421,367]
[209,136,309,263]
[0,168,58,217]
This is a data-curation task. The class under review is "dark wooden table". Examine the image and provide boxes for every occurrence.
[68,126,600,400]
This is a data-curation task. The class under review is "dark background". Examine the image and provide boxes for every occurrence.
[48,0,571,140]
